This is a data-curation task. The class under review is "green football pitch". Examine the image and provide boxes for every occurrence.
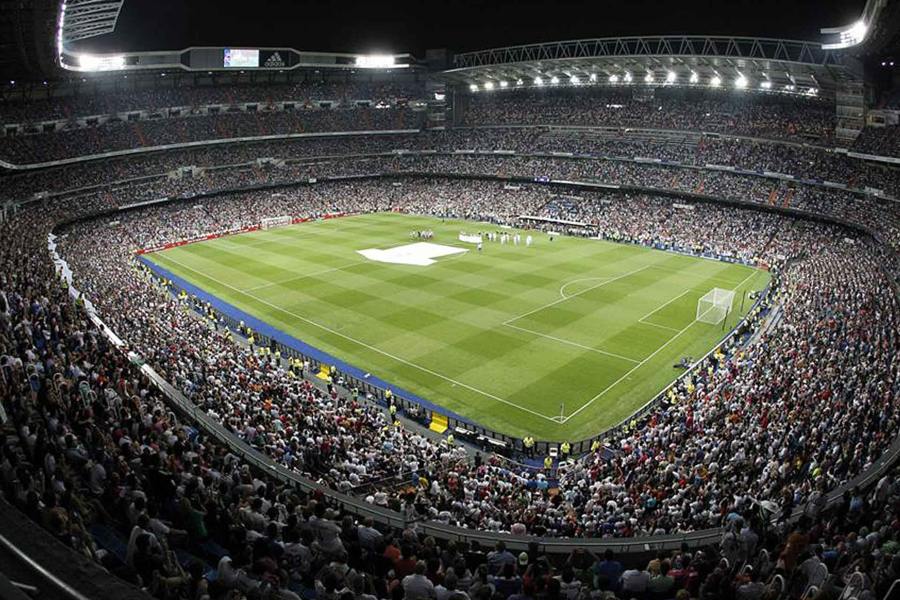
[147,212,769,441]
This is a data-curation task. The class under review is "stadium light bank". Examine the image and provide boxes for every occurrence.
[355,54,406,69]
[821,19,868,50]
[76,53,126,72]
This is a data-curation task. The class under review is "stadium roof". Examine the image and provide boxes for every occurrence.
[437,36,864,97]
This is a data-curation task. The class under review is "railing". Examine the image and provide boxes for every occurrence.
[45,171,900,558]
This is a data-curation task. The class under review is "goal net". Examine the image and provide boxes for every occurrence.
[696,288,735,325]
[261,215,291,230]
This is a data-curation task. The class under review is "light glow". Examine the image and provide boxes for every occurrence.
[623,71,632,82]
[484,81,494,90]
[355,54,395,69]
[644,72,654,83]
[550,76,560,84]
[735,74,748,89]
[689,72,699,84]
[760,80,772,89]
[822,19,868,50]
[609,74,619,83]
[710,75,722,87]
[78,53,126,71]
[665,71,676,83]
[534,76,544,86]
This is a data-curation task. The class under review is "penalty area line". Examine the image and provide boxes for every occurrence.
[504,264,653,325]
[503,322,641,364]
[151,253,562,424]
[562,268,760,423]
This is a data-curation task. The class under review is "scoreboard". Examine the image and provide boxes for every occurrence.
[223,48,260,68]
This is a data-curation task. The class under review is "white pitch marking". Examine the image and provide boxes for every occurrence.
[638,320,682,332]
[562,269,759,423]
[152,253,561,423]
[503,322,641,364]
[243,261,363,292]
[558,277,611,300]
[504,264,653,325]
[637,289,692,331]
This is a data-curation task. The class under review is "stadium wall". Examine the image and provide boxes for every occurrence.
[46,172,900,558]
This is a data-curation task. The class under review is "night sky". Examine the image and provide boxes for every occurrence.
[77,0,866,56]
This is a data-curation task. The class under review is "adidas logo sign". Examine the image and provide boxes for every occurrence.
[264,52,285,68]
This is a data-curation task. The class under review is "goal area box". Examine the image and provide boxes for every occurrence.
[696,287,735,324]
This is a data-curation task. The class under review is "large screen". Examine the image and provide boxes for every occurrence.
[223,48,259,68]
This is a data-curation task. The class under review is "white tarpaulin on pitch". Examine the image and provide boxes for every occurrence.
[357,242,467,266]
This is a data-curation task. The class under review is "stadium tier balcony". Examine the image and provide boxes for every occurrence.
[461,88,837,145]
[2,152,900,599]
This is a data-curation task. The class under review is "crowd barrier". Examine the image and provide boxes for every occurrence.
[41,171,900,559]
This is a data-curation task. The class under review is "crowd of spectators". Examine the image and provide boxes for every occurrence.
[461,89,836,144]
[51,178,898,539]
[0,80,426,124]
[0,168,898,599]
[853,126,900,158]
[0,108,426,163]
[2,125,898,208]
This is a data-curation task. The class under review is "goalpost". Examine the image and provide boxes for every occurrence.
[696,287,735,325]
[260,215,292,230]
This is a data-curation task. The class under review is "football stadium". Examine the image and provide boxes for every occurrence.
[1,0,900,599]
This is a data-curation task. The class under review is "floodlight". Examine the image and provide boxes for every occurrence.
[484,81,494,90]
[516,78,524,86]
[534,76,544,86]
[623,71,632,82]
[760,80,772,89]
[570,75,580,85]
[806,87,819,96]
[609,74,619,83]
[784,84,795,91]
[735,74,748,89]
[589,73,597,82]
[665,71,676,83]
[847,19,868,40]
[355,54,395,68]
[499,80,508,88]
[78,53,125,71]
[550,76,560,84]
[710,75,722,87]
[822,19,868,50]
[644,72,654,83]
[689,71,699,84]
[469,83,478,92]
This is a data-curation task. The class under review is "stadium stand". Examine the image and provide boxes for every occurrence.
[3,4,900,598]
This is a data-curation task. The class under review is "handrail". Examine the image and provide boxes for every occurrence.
[0,527,93,600]
[45,172,900,556]
[0,129,420,171]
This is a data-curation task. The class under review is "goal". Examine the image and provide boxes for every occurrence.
[261,215,292,230]
[696,288,735,325]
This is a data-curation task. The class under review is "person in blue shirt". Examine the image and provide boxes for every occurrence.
[593,549,623,592]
